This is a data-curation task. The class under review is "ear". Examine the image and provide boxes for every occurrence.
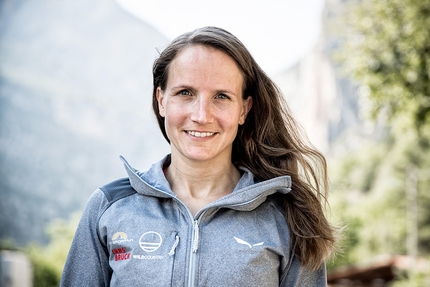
[156,87,166,117]
[239,96,253,125]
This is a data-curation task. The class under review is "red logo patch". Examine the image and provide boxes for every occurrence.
[112,247,131,261]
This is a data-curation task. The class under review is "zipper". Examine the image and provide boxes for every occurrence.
[185,195,264,287]
[187,214,205,287]
[184,196,265,287]
[192,220,200,253]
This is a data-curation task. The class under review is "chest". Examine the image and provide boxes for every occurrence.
[99,196,288,286]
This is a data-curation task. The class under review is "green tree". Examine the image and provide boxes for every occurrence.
[26,212,80,287]
[391,257,430,287]
[340,0,430,132]
[327,0,430,272]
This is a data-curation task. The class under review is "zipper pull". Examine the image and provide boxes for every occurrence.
[192,220,199,253]
[168,235,180,256]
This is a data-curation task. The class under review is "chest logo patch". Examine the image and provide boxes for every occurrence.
[111,232,133,244]
[139,231,163,252]
[234,236,264,249]
[112,247,131,261]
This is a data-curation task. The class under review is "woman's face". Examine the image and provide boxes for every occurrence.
[156,44,252,164]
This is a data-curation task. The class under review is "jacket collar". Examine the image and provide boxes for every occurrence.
[120,155,291,213]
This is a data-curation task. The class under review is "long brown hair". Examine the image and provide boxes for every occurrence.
[152,26,337,270]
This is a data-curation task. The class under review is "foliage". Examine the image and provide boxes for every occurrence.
[328,126,430,266]
[326,0,430,275]
[391,260,430,287]
[25,212,80,287]
[26,245,59,287]
[338,0,430,132]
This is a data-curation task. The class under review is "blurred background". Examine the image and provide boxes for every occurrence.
[0,0,429,286]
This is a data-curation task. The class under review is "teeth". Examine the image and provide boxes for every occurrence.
[187,131,214,137]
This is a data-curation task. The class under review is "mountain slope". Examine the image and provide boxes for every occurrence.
[0,0,170,245]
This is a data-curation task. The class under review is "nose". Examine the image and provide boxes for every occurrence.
[190,96,214,125]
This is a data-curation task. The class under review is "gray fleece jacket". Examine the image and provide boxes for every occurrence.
[60,155,327,286]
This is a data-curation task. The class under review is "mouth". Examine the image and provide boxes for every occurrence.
[186,131,215,138]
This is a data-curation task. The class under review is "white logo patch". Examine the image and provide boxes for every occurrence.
[139,231,162,252]
[234,236,264,248]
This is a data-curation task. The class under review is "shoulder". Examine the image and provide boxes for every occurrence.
[99,177,137,203]
[78,178,138,231]
[81,178,137,216]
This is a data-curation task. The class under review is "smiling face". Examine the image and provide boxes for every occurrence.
[156,44,252,165]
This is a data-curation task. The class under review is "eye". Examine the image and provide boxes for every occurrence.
[179,90,191,96]
[216,93,229,99]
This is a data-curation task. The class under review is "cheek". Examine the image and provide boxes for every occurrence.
[163,105,186,131]
[219,112,241,135]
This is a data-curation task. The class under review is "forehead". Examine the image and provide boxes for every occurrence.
[166,44,244,89]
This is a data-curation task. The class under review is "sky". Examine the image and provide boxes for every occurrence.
[115,0,326,75]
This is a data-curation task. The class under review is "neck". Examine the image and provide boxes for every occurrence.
[164,155,241,214]
[167,156,240,195]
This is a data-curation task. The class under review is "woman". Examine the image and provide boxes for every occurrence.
[61,26,337,286]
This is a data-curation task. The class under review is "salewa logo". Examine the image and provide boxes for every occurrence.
[234,236,264,248]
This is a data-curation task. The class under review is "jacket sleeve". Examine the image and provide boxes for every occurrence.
[60,189,111,287]
[280,255,327,287]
